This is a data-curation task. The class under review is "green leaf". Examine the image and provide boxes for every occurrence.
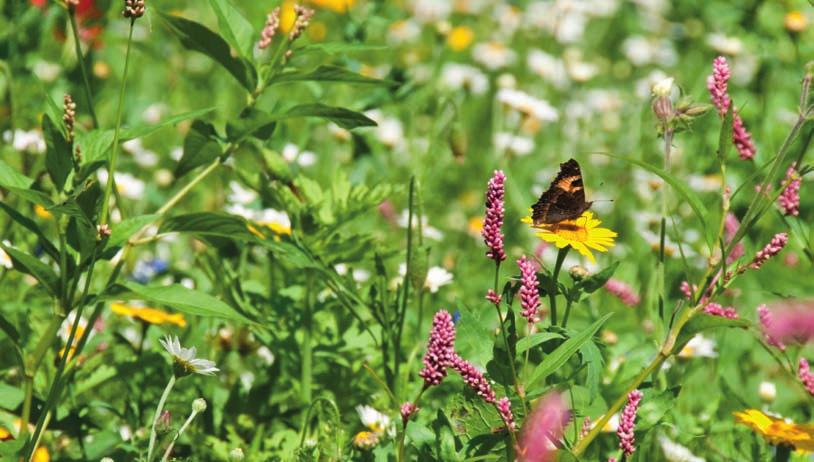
[208,0,255,58]
[527,313,612,390]
[516,331,564,354]
[671,313,749,355]
[574,261,619,294]
[579,340,604,400]
[226,108,277,141]
[75,129,115,164]
[120,107,216,140]
[599,154,710,246]
[0,159,34,189]
[159,212,258,241]
[0,312,21,346]
[43,91,68,139]
[297,43,388,55]
[269,65,390,86]
[42,115,73,191]
[716,106,734,163]
[0,202,60,260]
[556,451,581,462]
[161,12,257,91]
[284,104,377,130]
[107,214,159,249]
[110,281,252,323]
[175,120,222,178]
[0,242,60,296]
[638,386,681,430]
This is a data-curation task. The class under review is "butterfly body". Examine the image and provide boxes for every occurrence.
[531,159,592,226]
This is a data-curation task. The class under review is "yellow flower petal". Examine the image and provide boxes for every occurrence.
[525,211,616,263]
[735,409,814,452]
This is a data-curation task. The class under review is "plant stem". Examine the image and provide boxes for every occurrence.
[549,247,569,326]
[100,20,135,225]
[775,444,792,462]
[147,375,177,462]
[160,408,200,462]
[657,129,673,322]
[491,263,526,413]
[394,177,416,397]
[67,8,98,127]
[301,272,313,404]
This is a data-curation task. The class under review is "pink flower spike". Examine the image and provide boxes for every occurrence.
[580,417,591,439]
[497,397,516,431]
[799,358,814,397]
[451,355,496,404]
[617,390,643,457]
[258,8,281,49]
[750,233,788,270]
[704,302,739,319]
[778,164,801,217]
[757,304,785,351]
[707,56,731,117]
[419,310,457,387]
[517,256,541,323]
[400,402,419,424]
[724,213,745,263]
[517,392,569,462]
[604,278,640,307]
[763,300,814,344]
[482,170,507,262]
[486,289,502,306]
[679,281,697,300]
[732,112,756,160]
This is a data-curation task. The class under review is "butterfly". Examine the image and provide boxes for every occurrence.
[531,158,593,226]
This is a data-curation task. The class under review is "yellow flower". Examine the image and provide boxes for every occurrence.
[280,0,297,33]
[307,0,354,13]
[34,204,52,220]
[111,302,187,327]
[734,409,814,451]
[522,211,617,264]
[785,11,807,33]
[467,216,484,236]
[353,430,379,449]
[447,26,474,51]
[0,421,50,461]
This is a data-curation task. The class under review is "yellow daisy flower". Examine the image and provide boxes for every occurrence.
[734,409,814,451]
[111,302,187,327]
[447,26,474,51]
[522,211,617,263]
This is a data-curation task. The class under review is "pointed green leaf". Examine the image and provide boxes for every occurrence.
[0,159,34,189]
[120,107,217,140]
[43,115,73,191]
[269,65,391,86]
[0,243,60,296]
[175,120,222,178]
[208,0,255,58]
[111,281,251,323]
[284,104,377,130]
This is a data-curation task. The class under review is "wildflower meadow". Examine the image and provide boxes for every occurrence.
[2,0,814,461]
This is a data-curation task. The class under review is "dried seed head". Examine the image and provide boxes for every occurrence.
[97,223,112,239]
[123,0,145,19]
[63,94,76,142]
[289,5,315,42]
[258,8,281,49]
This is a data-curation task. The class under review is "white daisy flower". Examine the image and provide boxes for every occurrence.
[356,405,393,436]
[494,132,534,156]
[0,240,12,269]
[160,335,219,377]
[440,63,489,95]
[496,88,559,123]
[425,266,454,293]
[659,435,705,462]
[678,334,717,358]
[3,129,46,153]
[472,41,517,70]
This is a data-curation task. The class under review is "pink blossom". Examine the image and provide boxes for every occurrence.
[482,171,506,262]
[679,281,696,300]
[419,310,457,387]
[497,397,516,431]
[750,233,788,269]
[580,417,591,439]
[763,301,814,344]
[799,358,814,397]
[707,56,731,117]
[704,302,739,319]
[732,112,756,160]
[778,164,801,216]
[400,402,418,424]
[258,8,281,49]
[604,278,640,307]
[518,256,541,323]
[517,393,569,462]
[724,213,745,263]
[617,390,643,457]
[757,304,785,351]
[485,289,502,306]
[451,355,496,403]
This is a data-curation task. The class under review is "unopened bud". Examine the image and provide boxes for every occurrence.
[192,398,207,413]
[123,0,145,19]
[652,96,674,124]
[97,223,111,240]
[569,265,590,281]
[652,77,674,97]
[156,410,172,434]
[759,381,776,402]
[229,448,245,461]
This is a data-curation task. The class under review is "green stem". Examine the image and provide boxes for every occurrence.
[160,408,200,462]
[397,387,426,462]
[491,263,527,414]
[549,247,569,326]
[561,298,574,328]
[395,176,416,397]
[775,444,792,462]
[657,129,673,321]
[100,20,135,225]
[67,8,99,127]
[301,273,313,404]
[147,375,177,462]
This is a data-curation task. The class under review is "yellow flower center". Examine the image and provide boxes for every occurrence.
[447,26,474,51]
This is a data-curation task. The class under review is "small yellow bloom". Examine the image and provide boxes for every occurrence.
[33,447,50,462]
[353,430,379,449]
[522,211,617,264]
[467,216,484,236]
[34,204,53,220]
[111,302,187,327]
[785,11,807,33]
[307,0,354,13]
[447,26,474,51]
[280,1,297,33]
[0,421,49,461]
[734,409,814,451]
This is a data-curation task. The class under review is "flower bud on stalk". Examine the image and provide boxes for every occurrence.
[123,0,145,19]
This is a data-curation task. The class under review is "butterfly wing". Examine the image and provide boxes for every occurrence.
[531,159,590,225]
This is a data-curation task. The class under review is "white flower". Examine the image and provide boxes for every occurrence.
[397,211,443,240]
[228,448,245,461]
[652,77,674,97]
[472,41,517,70]
[142,103,168,124]
[60,311,90,346]
[160,335,219,376]
[496,88,559,123]
[411,0,451,24]
[597,413,620,432]
[706,33,743,55]
[356,405,393,436]
[759,381,776,402]
[257,346,275,366]
[494,132,534,156]
[659,435,705,462]
[387,20,421,44]
[32,60,61,82]
[678,334,717,358]
[686,174,723,193]
[365,110,405,150]
[281,143,317,167]
[622,36,677,67]
[425,266,453,293]
[0,240,12,269]
[3,129,46,153]
[97,169,146,200]
[228,181,258,205]
[123,138,159,168]
[527,50,569,89]
[440,63,489,95]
